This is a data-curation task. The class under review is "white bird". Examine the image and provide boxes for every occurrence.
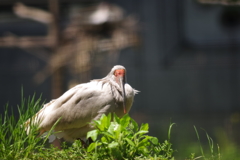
[88,2,124,25]
[25,65,138,146]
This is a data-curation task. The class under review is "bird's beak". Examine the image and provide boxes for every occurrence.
[114,69,126,113]
[119,77,126,114]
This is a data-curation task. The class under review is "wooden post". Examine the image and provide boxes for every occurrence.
[48,0,63,98]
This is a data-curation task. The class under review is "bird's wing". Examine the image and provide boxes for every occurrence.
[29,81,116,132]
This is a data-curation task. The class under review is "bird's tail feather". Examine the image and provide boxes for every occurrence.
[24,100,55,135]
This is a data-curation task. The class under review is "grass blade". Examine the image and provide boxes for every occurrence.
[194,126,205,159]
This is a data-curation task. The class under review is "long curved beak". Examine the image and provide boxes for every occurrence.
[119,77,126,114]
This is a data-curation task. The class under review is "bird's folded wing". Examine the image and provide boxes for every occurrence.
[26,81,115,132]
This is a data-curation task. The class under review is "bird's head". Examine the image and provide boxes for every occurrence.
[107,65,127,84]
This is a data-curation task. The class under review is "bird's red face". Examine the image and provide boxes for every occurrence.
[114,69,125,78]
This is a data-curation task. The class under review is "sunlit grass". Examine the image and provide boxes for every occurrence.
[0,94,174,159]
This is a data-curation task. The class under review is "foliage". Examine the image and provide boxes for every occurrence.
[87,113,174,159]
[0,94,175,159]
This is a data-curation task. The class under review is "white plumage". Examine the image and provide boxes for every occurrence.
[26,65,138,143]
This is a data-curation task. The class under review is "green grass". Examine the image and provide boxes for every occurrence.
[0,94,239,159]
[188,126,221,160]
[0,95,174,159]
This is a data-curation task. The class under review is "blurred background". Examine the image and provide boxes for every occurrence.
[1,0,240,158]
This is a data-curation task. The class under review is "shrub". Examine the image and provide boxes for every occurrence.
[86,113,174,159]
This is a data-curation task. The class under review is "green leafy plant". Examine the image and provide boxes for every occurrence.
[87,113,175,159]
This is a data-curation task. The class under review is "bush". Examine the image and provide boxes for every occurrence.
[86,113,174,159]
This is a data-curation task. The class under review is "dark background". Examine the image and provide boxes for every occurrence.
[1,0,240,158]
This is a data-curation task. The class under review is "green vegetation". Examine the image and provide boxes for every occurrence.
[0,94,239,159]
[86,113,174,159]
